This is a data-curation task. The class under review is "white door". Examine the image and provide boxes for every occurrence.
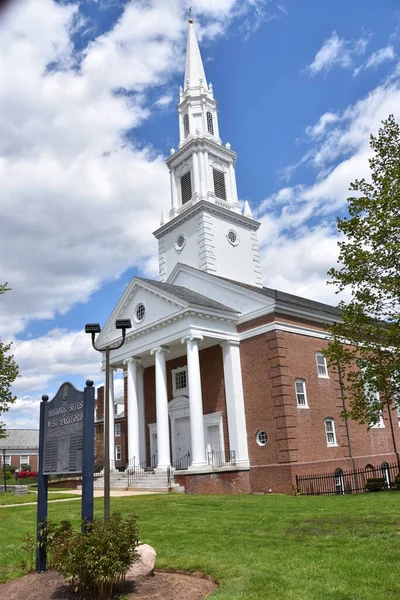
[206,425,222,466]
[150,432,158,468]
[175,416,191,460]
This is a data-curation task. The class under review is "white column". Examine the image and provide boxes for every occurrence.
[192,151,200,197]
[125,358,140,469]
[203,150,210,196]
[150,346,170,470]
[108,367,115,469]
[220,341,249,466]
[170,168,178,211]
[182,334,207,468]
[229,163,239,204]
[137,363,146,463]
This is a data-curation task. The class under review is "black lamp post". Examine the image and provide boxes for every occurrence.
[85,319,132,522]
[2,448,7,493]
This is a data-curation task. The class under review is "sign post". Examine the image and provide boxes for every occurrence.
[36,380,94,572]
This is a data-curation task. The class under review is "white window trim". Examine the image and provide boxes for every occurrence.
[324,418,338,447]
[115,445,121,461]
[295,379,308,409]
[20,455,30,466]
[4,455,11,466]
[172,366,188,397]
[115,423,121,437]
[316,352,329,378]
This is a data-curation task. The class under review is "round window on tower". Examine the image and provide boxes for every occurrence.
[135,303,146,323]
[256,430,267,447]
[226,229,239,246]
[175,233,186,251]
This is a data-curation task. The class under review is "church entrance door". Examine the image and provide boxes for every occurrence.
[174,416,191,462]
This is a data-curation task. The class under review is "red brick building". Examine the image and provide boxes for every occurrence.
[93,20,400,494]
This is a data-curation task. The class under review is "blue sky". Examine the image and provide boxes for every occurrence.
[1,0,399,428]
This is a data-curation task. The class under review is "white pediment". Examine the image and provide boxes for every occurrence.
[96,279,186,348]
[167,263,274,319]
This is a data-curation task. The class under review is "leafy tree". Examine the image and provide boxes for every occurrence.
[0,284,19,437]
[325,115,400,440]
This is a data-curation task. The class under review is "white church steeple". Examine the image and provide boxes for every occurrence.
[153,19,263,287]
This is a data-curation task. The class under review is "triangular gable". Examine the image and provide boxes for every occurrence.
[96,277,187,348]
[167,264,274,319]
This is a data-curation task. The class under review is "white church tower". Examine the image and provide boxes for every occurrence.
[153,18,263,287]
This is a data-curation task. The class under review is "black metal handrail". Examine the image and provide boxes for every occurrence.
[172,451,191,471]
[127,459,148,485]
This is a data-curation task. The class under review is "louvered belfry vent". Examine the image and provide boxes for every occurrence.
[181,171,192,204]
[183,113,189,138]
[213,168,227,201]
[207,111,214,135]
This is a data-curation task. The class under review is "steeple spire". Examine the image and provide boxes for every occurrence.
[184,19,207,91]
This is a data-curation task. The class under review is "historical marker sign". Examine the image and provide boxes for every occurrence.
[43,382,84,475]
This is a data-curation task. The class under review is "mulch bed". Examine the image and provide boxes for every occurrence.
[0,570,218,600]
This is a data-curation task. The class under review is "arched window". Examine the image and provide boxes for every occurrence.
[334,469,344,494]
[183,113,189,138]
[207,111,214,135]
[180,170,192,204]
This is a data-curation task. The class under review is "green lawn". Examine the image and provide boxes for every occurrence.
[0,492,80,505]
[1,493,400,599]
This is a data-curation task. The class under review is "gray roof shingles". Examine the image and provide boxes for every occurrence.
[0,429,39,450]
[137,277,238,314]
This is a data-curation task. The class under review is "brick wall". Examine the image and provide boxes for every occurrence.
[175,469,250,494]
[240,323,400,494]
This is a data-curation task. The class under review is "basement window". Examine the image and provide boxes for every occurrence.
[213,168,227,201]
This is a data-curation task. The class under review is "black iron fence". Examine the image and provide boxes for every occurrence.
[296,462,399,496]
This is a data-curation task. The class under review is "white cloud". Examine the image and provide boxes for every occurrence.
[0,0,270,339]
[354,45,396,76]
[257,61,400,304]
[1,0,273,425]
[155,94,174,107]
[307,31,369,75]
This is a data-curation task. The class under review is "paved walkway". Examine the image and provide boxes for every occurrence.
[0,489,164,508]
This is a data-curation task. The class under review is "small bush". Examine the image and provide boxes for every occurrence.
[18,470,38,479]
[365,477,385,492]
[42,512,139,599]
[5,465,16,473]
[20,464,31,472]
[94,463,103,473]
[393,474,400,490]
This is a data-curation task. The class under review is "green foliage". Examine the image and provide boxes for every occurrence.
[394,474,400,490]
[365,477,386,492]
[325,115,400,425]
[20,532,36,574]
[20,464,31,472]
[0,283,19,437]
[42,512,139,599]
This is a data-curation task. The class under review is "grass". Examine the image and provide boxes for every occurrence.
[1,492,400,599]
[0,491,80,505]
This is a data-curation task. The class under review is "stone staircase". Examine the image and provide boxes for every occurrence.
[93,469,184,493]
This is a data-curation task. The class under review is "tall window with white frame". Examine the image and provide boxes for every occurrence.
[316,352,328,377]
[295,379,308,408]
[115,445,121,461]
[115,423,121,437]
[324,418,337,446]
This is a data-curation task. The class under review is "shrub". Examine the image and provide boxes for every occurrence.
[20,464,31,472]
[42,512,139,599]
[5,465,16,473]
[393,474,400,490]
[365,477,385,492]
[94,463,103,473]
[18,470,38,479]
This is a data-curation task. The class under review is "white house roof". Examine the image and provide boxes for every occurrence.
[0,429,39,450]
